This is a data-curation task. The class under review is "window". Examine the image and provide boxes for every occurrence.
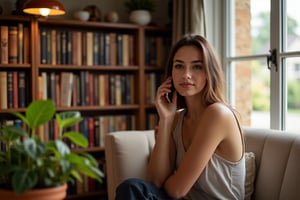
[225,0,300,133]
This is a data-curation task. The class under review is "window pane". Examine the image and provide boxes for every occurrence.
[285,57,300,133]
[235,0,270,56]
[233,59,270,128]
[286,0,300,52]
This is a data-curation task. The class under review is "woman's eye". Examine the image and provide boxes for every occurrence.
[174,64,183,69]
[193,65,203,70]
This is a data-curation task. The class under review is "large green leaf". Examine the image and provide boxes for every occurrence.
[23,138,46,159]
[66,154,104,181]
[62,132,88,147]
[55,140,70,157]
[23,100,55,129]
[56,111,83,129]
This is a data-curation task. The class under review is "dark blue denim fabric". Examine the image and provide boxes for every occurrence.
[115,178,183,200]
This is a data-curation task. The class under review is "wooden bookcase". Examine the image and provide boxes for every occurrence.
[0,15,171,199]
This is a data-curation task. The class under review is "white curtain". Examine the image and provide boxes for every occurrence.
[172,0,206,44]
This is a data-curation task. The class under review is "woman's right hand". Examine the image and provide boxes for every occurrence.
[155,77,177,120]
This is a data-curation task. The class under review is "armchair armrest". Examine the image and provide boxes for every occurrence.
[105,130,155,200]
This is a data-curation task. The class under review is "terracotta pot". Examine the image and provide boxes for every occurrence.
[0,184,67,200]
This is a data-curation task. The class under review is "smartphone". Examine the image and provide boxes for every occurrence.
[165,81,175,103]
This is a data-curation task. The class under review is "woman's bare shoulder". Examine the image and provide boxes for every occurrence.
[204,103,235,119]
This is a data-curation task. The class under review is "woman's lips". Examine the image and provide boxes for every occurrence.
[179,82,194,88]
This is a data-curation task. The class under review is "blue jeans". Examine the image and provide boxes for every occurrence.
[115,178,183,200]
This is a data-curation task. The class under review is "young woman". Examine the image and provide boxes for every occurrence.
[115,34,245,200]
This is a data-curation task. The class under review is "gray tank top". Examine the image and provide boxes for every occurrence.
[173,109,245,200]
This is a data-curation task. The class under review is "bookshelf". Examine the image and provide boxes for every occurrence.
[0,15,171,199]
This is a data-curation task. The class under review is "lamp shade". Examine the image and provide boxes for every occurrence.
[23,0,65,16]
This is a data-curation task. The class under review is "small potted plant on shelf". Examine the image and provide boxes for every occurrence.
[0,99,104,199]
[124,0,155,25]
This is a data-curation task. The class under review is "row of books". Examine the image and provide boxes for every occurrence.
[40,28,134,66]
[0,71,28,109]
[145,34,172,67]
[0,24,30,64]
[0,114,136,150]
[38,71,135,107]
[145,73,162,104]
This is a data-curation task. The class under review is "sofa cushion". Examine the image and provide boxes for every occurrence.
[245,152,256,200]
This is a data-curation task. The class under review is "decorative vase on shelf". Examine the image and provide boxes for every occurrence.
[129,10,151,25]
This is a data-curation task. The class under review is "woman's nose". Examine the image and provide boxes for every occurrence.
[182,69,191,79]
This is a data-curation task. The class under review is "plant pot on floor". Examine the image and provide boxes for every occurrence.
[0,184,67,200]
[129,10,151,25]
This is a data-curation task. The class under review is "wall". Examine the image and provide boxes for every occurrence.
[0,0,169,26]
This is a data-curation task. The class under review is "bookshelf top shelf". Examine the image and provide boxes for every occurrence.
[37,18,140,30]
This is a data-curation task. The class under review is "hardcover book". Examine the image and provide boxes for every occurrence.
[8,26,18,64]
[0,26,8,64]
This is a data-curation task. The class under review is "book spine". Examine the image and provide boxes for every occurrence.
[23,27,30,64]
[17,23,23,64]
[93,73,99,105]
[99,74,105,106]
[88,117,94,147]
[49,72,56,104]
[40,28,47,64]
[109,32,117,66]
[51,29,56,65]
[41,72,48,100]
[79,71,86,106]
[86,31,93,66]
[93,32,99,65]
[116,33,123,65]
[0,26,8,64]
[38,75,44,100]
[13,71,18,108]
[66,31,72,64]
[8,26,18,64]
[56,30,61,64]
[104,32,110,65]
[129,34,134,65]
[71,31,77,65]
[115,74,121,105]
[81,32,87,65]
[99,32,105,65]
[109,74,115,105]
[46,28,52,64]
[60,72,74,107]
[76,31,82,65]
[60,31,67,64]
[122,34,129,66]
[7,71,13,108]
[0,71,8,109]
[85,71,90,105]
[55,74,60,106]
[88,72,94,106]
[94,117,100,146]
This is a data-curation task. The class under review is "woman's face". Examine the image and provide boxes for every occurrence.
[172,45,207,98]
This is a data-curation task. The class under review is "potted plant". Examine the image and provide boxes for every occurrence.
[124,0,155,25]
[0,99,104,199]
